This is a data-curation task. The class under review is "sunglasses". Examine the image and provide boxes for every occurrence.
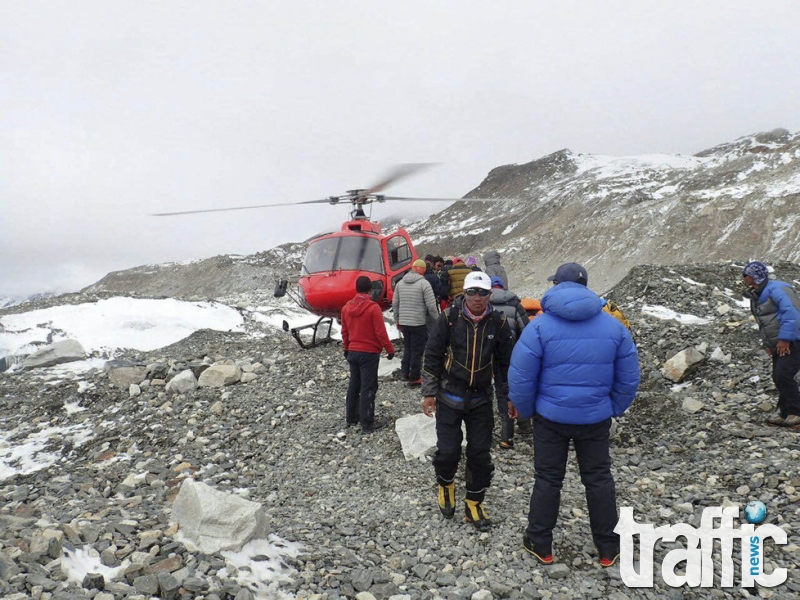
[464,288,491,297]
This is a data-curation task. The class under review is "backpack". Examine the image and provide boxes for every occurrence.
[520,297,542,321]
[602,300,631,330]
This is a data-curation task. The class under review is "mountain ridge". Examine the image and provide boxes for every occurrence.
[72,128,800,301]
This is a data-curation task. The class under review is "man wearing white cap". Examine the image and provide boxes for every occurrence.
[422,271,514,531]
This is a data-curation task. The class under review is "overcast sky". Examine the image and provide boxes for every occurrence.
[3,1,799,297]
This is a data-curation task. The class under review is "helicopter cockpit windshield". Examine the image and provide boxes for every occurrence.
[302,236,385,275]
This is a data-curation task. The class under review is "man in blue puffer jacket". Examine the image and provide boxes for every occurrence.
[508,262,639,567]
[743,260,800,428]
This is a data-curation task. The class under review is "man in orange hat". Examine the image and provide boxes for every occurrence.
[393,259,439,387]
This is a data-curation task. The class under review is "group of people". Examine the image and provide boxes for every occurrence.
[340,254,800,567]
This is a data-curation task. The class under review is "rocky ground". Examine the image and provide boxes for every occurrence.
[1,261,799,600]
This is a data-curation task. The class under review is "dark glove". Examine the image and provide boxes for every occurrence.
[387,353,395,360]
[343,350,349,359]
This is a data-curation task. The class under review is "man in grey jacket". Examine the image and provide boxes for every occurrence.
[393,259,439,387]
[483,250,509,290]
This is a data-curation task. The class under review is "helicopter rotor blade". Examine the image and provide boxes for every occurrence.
[361,163,437,196]
[150,198,335,217]
[381,196,519,202]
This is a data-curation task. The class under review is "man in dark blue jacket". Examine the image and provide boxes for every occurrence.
[743,261,800,428]
[508,262,639,567]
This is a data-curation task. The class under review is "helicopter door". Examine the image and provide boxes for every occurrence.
[383,232,416,295]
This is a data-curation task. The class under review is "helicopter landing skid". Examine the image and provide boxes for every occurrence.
[282,317,335,350]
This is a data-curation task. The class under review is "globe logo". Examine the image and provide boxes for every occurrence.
[744,500,767,524]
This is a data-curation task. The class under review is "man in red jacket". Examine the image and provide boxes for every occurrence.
[341,276,396,433]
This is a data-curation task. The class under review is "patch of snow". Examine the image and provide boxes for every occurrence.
[0,298,244,357]
[671,382,693,393]
[64,401,86,415]
[680,276,706,287]
[573,153,706,178]
[1,423,94,482]
[765,172,800,198]
[217,535,303,600]
[641,304,712,325]
[61,545,130,584]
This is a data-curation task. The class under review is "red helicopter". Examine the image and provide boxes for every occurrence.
[153,165,502,348]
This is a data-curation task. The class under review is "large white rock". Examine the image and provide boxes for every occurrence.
[198,365,242,387]
[681,397,705,413]
[171,479,269,554]
[661,347,706,382]
[107,366,148,388]
[166,369,198,394]
[709,347,732,363]
[21,339,86,370]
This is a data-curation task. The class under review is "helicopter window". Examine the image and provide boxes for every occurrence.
[302,237,385,275]
[386,235,413,271]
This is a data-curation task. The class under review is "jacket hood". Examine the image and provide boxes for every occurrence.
[347,293,375,317]
[482,251,501,266]
[541,282,602,321]
[401,270,425,284]
[490,289,518,304]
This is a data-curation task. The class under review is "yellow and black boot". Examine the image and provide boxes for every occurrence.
[437,482,456,519]
[464,499,491,531]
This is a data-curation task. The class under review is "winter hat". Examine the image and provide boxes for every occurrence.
[466,256,478,266]
[464,271,492,291]
[490,276,504,288]
[412,259,427,269]
[453,257,465,265]
[547,262,588,285]
[743,261,769,284]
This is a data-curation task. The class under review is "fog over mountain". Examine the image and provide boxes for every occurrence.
[76,129,800,301]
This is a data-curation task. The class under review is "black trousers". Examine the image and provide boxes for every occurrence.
[527,415,618,553]
[771,345,800,417]
[345,351,380,425]
[400,324,428,380]
[432,400,494,502]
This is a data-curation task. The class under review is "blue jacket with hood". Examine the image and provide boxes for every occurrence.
[508,282,640,425]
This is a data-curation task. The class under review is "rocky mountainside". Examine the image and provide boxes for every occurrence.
[74,129,799,303]
[1,261,799,599]
[412,128,800,296]
[81,247,306,303]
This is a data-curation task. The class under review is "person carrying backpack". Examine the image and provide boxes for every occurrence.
[447,258,473,299]
[421,272,514,531]
[488,276,528,449]
[393,259,439,387]
[483,250,509,289]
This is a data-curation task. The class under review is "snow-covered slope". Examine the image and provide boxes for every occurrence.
[61,128,800,301]
[412,128,800,295]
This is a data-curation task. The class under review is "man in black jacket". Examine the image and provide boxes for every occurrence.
[422,271,514,531]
